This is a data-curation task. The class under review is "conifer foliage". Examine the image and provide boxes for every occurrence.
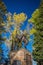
[0,0,7,63]
[29,0,43,65]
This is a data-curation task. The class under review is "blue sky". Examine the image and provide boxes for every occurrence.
[3,0,40,18]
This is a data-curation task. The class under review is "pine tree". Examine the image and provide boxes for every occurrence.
[0,0,7,63]
[28,0,43,65]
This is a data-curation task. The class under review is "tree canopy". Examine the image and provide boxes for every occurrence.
[28,0,43,65]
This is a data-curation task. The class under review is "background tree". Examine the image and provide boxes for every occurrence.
[28,0,43,65]
[4,12,29,51]
[0,0,7,63]
[11,13,29,51]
